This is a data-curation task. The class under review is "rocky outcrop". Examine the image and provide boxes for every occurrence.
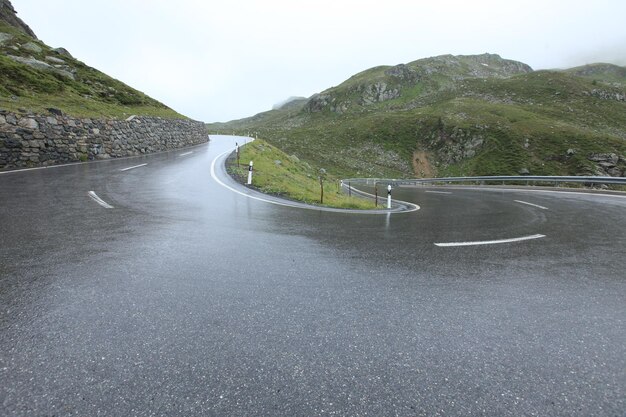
[585,89,626,102]
[384,63,419,81]
[0,111,209,169]
[588,152,625,177]
[306,94,333,113]
[306,81,401,113]
[0,0,37,38]
[427,125,486,165]
[306,94,351,114]
[7,54,76,79]
[359,82,401,105]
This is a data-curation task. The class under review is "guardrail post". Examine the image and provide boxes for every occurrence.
[375,184,378,207]
[247,161,253,185]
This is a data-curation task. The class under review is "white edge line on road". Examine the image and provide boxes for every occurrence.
[425,190,453,194]
[88,191,114,209]
[444,186,626,200]
[210,147,299,210]
[179,151,193,156]
[435,234,546,247]
[210,148,419,214]
[0,162,84,174]
[211,150,301,209]
[120,163,147,171]
[339,182,420,212]
[514,200,549,210]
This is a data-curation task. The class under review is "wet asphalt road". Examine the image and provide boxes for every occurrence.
[1,136,625,416]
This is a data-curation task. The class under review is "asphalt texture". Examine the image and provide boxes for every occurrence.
[1,136,625,416]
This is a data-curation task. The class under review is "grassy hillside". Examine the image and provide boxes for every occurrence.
[563,63,626,86]
[228,139,379,209]
[0,21,183,119]
[211,54,626,180]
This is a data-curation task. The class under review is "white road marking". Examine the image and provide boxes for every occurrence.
[179,151,193,156]
[434,234,546,247]
[0,162,84,174]
[339,182,420,212]
[88,191,114,209]
[425,191,452,194]
[457,186,626,200]
[515,200,548,210]
[210,147,319,209]
[120,163,147,171]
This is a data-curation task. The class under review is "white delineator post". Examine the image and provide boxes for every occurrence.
[247,161,253,185]
[387,184,392,209]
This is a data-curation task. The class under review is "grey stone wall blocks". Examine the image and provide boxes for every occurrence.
[0,110,208,169]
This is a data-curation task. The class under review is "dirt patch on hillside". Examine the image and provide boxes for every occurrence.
[413,151,436,178]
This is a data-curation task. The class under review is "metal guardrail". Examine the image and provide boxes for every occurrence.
[342,175,626,187]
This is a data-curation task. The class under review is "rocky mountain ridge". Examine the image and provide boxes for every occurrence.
[0,0,36,38]
[212,54,626,179]
[306,54,534,114]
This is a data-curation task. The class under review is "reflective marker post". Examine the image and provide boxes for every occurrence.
[387,184,392,209]
[247,161,253,185]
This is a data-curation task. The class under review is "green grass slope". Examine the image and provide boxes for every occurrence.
[0,21,183,118]
[211,54,626,179]
[227,139,380,209]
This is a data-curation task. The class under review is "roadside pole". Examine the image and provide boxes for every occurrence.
[375,183,378,207]
[247,161,253,185]
[387,184,392,209]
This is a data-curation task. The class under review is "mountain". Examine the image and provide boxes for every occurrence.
[211,54,626,179]
[273,96,307,110]
[562,63,626,86]
[0,0,181,119]
[0,0,36,38]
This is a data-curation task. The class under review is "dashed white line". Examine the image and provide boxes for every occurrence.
[514,200,549,210]
[88,191,114,209]
[179,151,193,156]
[434,234,546,247]
[425,190,452,194]
[120,163,147,171]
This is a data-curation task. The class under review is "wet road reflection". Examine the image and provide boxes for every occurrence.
[1,136,625,416]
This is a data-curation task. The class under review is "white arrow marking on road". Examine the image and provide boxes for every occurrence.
[88,191,114,209]
[514,200,549,210]
[434,234,546,247]
[120,163,147,171]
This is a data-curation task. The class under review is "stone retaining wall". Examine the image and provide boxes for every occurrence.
[0,110,209,169]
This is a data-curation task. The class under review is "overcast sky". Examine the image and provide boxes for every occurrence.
[13,0,626,122]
